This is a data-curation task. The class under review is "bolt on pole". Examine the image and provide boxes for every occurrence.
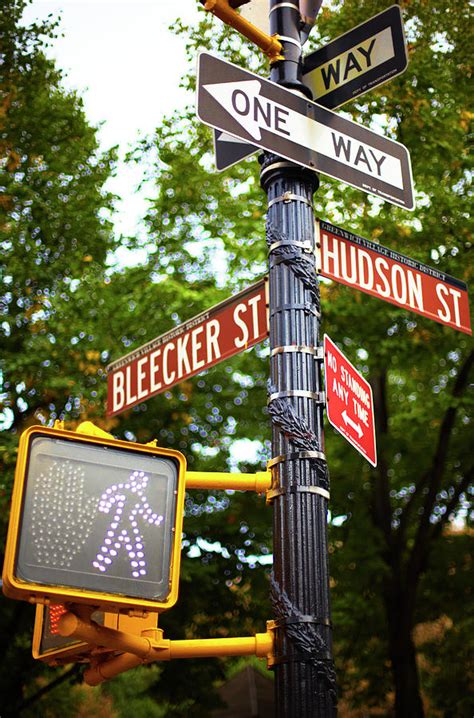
[261,1,337,715]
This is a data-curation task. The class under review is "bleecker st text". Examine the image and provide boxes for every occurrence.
[108,285,268,416]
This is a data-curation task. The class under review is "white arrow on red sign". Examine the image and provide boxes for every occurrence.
[324,334,377,466]
[342,409,363,438]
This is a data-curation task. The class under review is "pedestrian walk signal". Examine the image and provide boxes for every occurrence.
[2,426,186,612]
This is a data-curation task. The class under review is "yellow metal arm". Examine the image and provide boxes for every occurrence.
[58,611,275,686]
[185,470,271,493]
[202,0,283,63]
[74,423,272,493]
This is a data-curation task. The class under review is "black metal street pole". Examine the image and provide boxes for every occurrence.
[260,2,337,715]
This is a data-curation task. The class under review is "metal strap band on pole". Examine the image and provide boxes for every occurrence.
[268,389,325,402]
[267,193,313,209]
[269,2,299,13]
[273,616,332,628]
[270,652,333,666]
[277,35,302,48]
[260,160,303,181]
[267,485,330,501]
[271,345,324,359]
[270,303,321,318]
[268,240,313,252]
[268,450,326,467]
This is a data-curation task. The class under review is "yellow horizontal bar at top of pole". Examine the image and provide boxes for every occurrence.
[185,470,271,492]
[202,0,284,63]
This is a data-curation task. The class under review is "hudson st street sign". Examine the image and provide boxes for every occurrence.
[317,220,472,335]
[302,5,408,109]
[197,52,414,210]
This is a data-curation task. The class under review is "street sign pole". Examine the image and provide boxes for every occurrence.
[261,2,336,715]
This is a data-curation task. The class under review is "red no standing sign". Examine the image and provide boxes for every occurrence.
[324,335,377,466]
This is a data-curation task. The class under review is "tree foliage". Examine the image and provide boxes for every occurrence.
[0,0,117,434]
[0,0,472,716]
[0,1,116,714]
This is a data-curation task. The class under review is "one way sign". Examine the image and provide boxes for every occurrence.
[197,52,414,210]
[213,130,257,171]
[302,6,408,110]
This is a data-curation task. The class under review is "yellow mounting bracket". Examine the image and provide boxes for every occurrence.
[185,470,271,493]
[75,421,114,439]
[202,0,284,63]
[58,611,276,685]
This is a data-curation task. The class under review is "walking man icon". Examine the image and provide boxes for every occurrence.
[93,471,164,578]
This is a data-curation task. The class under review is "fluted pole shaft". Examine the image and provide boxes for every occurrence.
[261,2,337,715]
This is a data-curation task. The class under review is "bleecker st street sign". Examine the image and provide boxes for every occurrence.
[317,220,472,335]
[197,52,414,210]
[324,335,377,467]
[107,279,268,417]
[302,6,408,110]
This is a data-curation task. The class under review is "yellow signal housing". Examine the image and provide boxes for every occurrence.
[32,603,159,665]
[2,425,186,613]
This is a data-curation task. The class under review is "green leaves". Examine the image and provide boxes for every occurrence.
[0,0,472,714]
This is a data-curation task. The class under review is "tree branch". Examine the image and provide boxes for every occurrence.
[15,665,81,714]
[406,349,474,585]
[398,349,473,543]
[370,371,393,552]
